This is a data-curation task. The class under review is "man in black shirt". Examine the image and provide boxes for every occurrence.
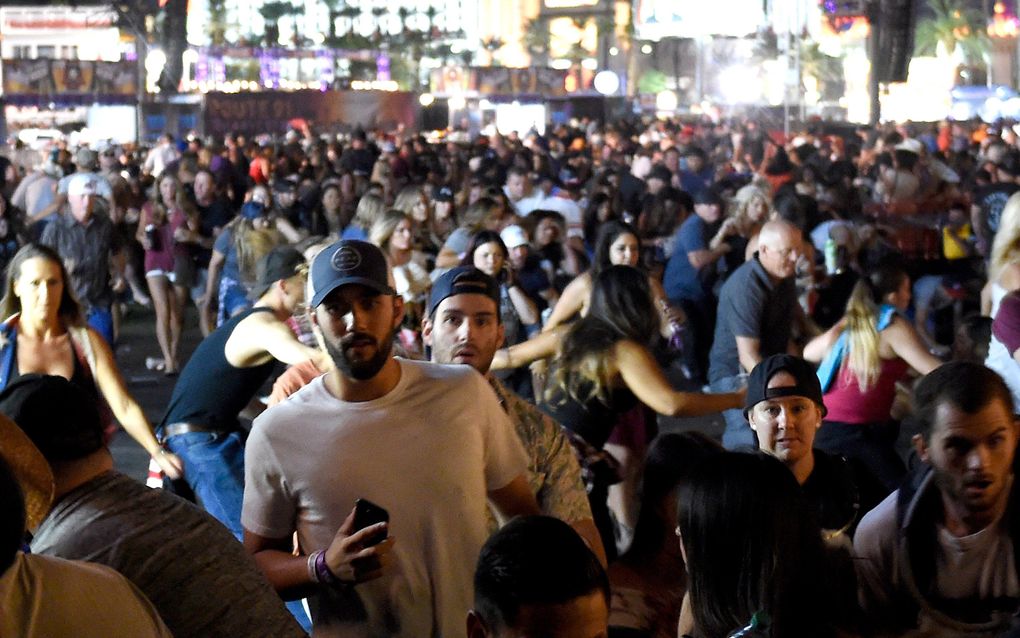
[159,247,327,540]
[972,158,1020,256]
[744,354,883,541]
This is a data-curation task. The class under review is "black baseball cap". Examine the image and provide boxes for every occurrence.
[433,185,454,202]
[0,375,104,462]
[744,354,826,418]
[694,189,724,206]
[647,164,672,183]
[309,239,396,308]
[428,267,500,318]
[248,246,306,300]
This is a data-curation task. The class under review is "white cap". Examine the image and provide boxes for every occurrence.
[895,138,924,155]
[500,225,529,249]
[66,173,99,197]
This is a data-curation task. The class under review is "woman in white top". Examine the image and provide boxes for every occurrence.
[983,192,1020,404]
[370,210,431,310]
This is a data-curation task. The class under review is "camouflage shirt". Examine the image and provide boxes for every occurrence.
[488,377,592,528]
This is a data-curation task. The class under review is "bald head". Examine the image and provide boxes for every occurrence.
[758,220,798,249]
[757,220,802,280]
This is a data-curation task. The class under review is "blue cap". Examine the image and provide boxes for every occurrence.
[240,201,265,220]
[428,266,500,318]
[309,240,395,308]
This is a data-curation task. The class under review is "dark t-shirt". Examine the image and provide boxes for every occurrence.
[31,471,305,638]
[975,182,1020,244]
[708,256,797,382]
[663,214,720,303]
[516,253,552,311]
[194,197,232,268]
[161,307,277,431]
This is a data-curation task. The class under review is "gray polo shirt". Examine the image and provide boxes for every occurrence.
[708,255,797,383]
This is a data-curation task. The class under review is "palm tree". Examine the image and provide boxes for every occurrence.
[338,5,360,36]
[370,6,387,35]
[522,17,549,65]
[320,0,341,41]
[260,1,291,47]
[207,0,228,45]
[396,7,412,33]
[915,0,990,62]
[424,6,440,36]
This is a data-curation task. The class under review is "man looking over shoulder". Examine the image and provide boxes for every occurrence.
[855,362,1020,636]
[422,266,604,563]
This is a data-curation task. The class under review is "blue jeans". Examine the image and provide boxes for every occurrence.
[87,306,114,346]
[711,374,757,450]
[164,430,245,540]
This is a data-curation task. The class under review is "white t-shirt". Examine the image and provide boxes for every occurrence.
[242,359,529,638]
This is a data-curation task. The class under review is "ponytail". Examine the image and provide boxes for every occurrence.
[844,278,881,392]
[843,265,908,392]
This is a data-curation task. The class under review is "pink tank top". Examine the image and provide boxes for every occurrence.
[822,357,910,423]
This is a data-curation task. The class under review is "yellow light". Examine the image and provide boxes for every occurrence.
[419,93,435,106]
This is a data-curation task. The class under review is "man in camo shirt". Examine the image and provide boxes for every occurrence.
[422,266,604,564]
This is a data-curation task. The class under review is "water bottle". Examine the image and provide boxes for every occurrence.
[145,223,161,251]
[824,237,837,275]
[728,611,770,637]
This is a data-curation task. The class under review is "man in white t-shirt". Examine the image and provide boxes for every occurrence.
[242,239,539,638]
[854,362,1020,636]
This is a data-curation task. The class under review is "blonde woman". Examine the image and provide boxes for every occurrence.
[727,183,772,261]
[981,191,1020,316]
[342,193,386,242]
[370,210,431,320]
[982,191,1020,407]
[804,263,940,489]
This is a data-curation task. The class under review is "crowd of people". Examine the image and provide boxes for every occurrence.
[1,113,1020,636]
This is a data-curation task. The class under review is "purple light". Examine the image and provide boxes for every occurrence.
[376,54,390,81]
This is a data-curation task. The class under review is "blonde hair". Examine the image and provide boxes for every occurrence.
[353,194,386,230]
[235,225,283,283]
[370,209,411,250]
[730,184,771,230]
[990,191,1020,281]
[392,185,425,217]
[842,265,907,392]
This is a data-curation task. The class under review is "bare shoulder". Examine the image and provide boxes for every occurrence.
[999,262,1020,291]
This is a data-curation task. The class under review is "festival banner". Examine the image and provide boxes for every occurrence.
[2,59,137,105]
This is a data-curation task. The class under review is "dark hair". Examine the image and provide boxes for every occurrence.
[678,452,837,638]
[473,515,608,631]
[461,231,509,281]
[913,362,1014,441]
[583,192,619,242]
[0,244,83,325]
[0,455,25,574]
[592,220,639,278]
[625,433,722,562]
[553,265,658,407]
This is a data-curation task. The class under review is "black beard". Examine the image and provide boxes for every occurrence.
[324,329,395,381]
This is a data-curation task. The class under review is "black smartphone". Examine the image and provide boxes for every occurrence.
[352,498,389,546]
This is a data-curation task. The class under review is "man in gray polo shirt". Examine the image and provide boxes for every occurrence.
[709,219,803,449]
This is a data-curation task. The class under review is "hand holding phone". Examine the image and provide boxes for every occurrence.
[323,500,393,585]
[352,498,390,547]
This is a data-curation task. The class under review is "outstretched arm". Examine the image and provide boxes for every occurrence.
[615,339,744,417]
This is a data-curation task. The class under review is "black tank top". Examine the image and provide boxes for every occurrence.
[160,307,278,431]
[10,334,99,403]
